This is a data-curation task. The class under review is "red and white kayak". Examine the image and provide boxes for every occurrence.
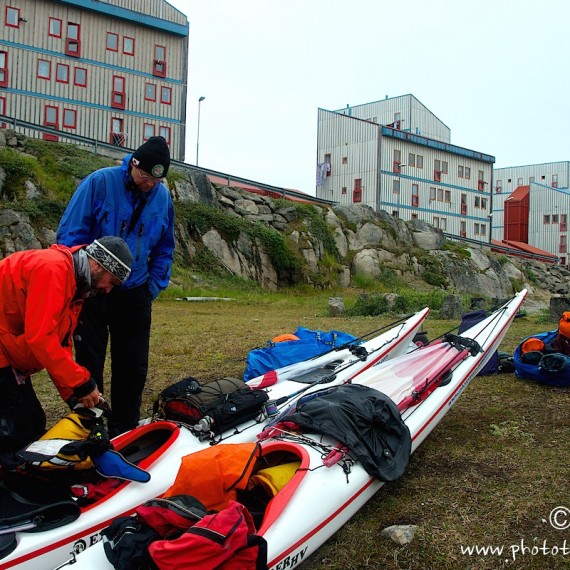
[1,309,429,570]
[53,290,526,570]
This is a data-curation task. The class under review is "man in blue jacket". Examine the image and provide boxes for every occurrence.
[57,136,175,437]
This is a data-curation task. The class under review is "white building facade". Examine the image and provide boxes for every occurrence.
[492,162,570,241]
[0,0,188,160]
[316,95,495,243]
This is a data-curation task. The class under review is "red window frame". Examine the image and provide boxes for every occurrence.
[111,75,126,110]
[110,117,125,146]
[5,6,19,28]
[411,183,419,207]
[49,17,62,38]
[159,126,171,144]
[145,82,156,101]
[62,108,76,129]
[106,32,118,52]
[143,123,155,140]
[65,23,81,57]
[56,63,69,84]
[74,67,87,87]
[561,214,567,232]
[0,96,6,127]
[353,179,362,203]
[37,59,51,80]
[153,45,167,77]
[160,86,172,105]
[123,36,135,56]
[43,105,59,141]
[0,51,9,87]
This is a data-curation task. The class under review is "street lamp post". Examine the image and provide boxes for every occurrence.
[196,96,205,166]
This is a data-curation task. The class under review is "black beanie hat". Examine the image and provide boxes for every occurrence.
[85,237,133,283]
[132,136,170,178]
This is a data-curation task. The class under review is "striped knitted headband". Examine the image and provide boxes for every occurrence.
[85,238,132,283]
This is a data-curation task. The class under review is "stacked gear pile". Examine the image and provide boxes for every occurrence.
[513,311,570,387]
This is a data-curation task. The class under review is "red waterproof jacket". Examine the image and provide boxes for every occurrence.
[0,244,92,401]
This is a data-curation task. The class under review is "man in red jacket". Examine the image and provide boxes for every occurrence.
[0,237,133,459]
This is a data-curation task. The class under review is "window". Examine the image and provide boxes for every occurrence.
[0,96,6,127]
[106,32,118,52]
[464,167,471,180]
[153,45,166,77]
[392,179,400,194]
[529,176,535,183]
[63,108,76,129]
[480,224,486,237]
[324,153,331,176]
[111,75,126,109]
[437,188,443,202]
[474,223,480,236]
[160,86,172,105]
[74,67,87,87]
[56,63,69,84]
[123,36,135,56]
[393,149,401,163]
[481,198,487,209]
[110,117,124,146]
[553,214,559,224]
[434,159,441,171]
[341,186,347,195]
[561,214,567,232]
[429,187,436,201]
[37,59,51,79]
[460,220,466,237]
[408,153,416,167]
[49,17,62,38]
[444,190,451,203]
[544,215,550,224]
[145,83,156,101]
[552,174,558,188]
[43,105,59,141]
[342,156,348,164]
[6,6,19,28]
[461,193,467,215]
[416,155,423,169]
[143,123,154,140]
[442,161,448,175]
[475,196,481,208]
[66,23,81,57]
[495,179,502,193]
[353,179,362,203]
[412,183,419,207]
[517,177,523,186]
[561,235,568,254]
[440,218,447,231]
[433,216,439,228]
[458,165,464,178]
[159,126,170,143]
[0,51,7,87]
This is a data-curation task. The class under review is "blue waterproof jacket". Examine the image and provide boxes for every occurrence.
[57,155,175,299]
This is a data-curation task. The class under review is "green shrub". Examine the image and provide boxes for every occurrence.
[0,148,38,200]
[345,294,389,316]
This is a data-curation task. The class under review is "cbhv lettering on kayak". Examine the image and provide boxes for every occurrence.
[153,376,269,435]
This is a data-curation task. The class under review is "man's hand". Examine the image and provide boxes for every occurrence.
[80,387,102,408]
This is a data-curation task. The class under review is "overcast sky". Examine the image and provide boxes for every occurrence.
[168,0,570,196]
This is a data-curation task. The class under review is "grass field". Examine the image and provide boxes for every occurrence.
[35,291,569,570]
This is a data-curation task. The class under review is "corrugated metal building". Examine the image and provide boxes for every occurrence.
[492,161,570,241]
[316,95,495,243]
[0,0,188,160]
